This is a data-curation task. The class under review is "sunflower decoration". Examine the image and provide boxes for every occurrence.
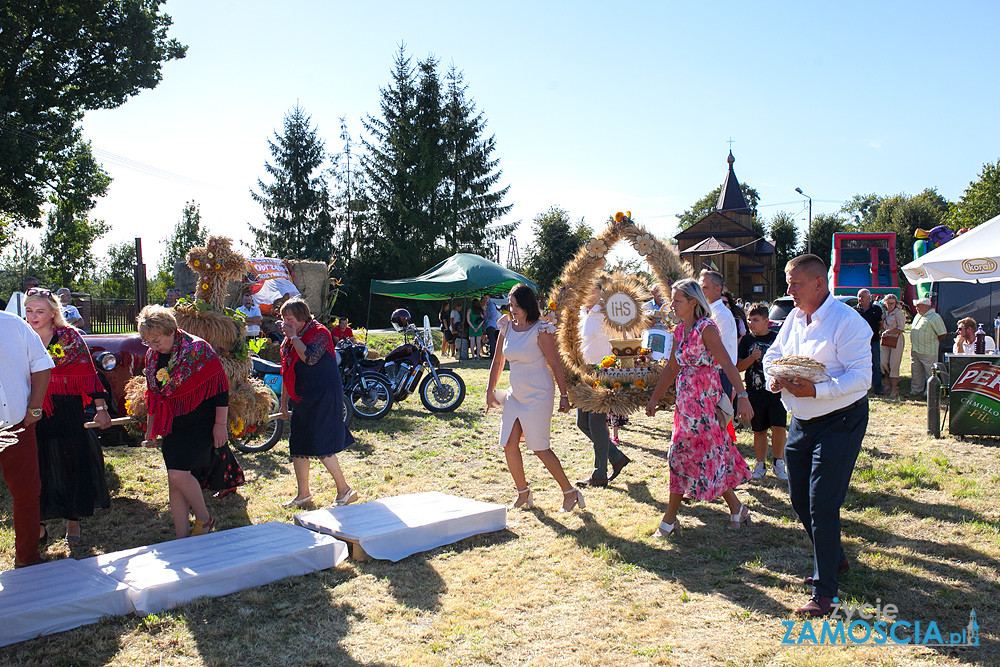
[231,418,245,437]
[156,368,170,385]
[585,238,608,259]
[47,342,65,359]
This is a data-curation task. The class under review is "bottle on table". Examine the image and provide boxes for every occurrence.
[975,324,986,355]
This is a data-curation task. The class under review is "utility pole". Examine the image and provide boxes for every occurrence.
[795,187,813,255]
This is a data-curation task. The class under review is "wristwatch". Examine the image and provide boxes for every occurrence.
[29,408,43,418]
[736,392,749,399]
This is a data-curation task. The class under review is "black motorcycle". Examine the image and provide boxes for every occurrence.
[338,343,395,420]
[362,315,466,413]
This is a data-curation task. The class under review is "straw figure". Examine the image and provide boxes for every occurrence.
[548,211,694,415]
[126,236,272,440]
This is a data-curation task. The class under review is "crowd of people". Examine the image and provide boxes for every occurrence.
[4,260,999,619]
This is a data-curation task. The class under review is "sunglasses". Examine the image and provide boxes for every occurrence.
[25,288,51,297]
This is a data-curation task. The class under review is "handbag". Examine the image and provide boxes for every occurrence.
[880,331,898,348]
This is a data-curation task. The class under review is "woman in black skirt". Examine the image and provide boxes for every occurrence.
[24,289,111,544]
[278,298,358,508]
[138,306,233,538]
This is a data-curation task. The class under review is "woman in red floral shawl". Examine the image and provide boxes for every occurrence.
[278,298,357,508]
[24,289,111,545]
[138,305,236,539]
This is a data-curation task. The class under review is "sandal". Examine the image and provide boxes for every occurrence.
[728,504,752,530]
[559,488,585,513]
[654,521,680,539]
[281,495,313,508]
[191,516,215,536]
[335,488,359,506]
[509,488,534,510]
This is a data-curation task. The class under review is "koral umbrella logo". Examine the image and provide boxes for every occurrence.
[962,258,998,275]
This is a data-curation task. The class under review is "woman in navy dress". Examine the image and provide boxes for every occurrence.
[278,298,358,508]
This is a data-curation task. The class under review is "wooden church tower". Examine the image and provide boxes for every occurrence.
[674,152,776,302]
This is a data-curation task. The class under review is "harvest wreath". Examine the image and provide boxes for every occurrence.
[548,211,694,415]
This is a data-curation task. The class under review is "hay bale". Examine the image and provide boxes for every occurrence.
[221,356,252,383]
[228,378,273,430]
[174,306,241,351]
[289,260,327,316]
[124,375,148,419]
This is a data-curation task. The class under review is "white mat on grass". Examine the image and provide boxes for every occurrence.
[81,522,347,615]
[0,558,133,647]
[294,491,507,562]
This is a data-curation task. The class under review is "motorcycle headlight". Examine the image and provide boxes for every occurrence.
[95,352,118,371]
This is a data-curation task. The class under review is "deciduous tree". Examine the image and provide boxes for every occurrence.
[40,140,111,288]
[522,206,592,295]
[768,211,799,277]
[800,213,849,265]
[948,159,1000,229]
[0,0,185,228]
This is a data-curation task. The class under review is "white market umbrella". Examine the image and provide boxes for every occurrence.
[902,213,1000,284]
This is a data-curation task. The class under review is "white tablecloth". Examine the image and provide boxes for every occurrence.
[295,491,506,562]
[81,522,347,615]
[0,558,133,647]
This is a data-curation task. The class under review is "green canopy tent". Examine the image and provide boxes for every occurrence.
[370,253,537,300]
[367,254,537,356]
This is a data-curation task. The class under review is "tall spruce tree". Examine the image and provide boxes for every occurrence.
[441,64,515,253]
[357,46,421,281]
[250,105,336,261]
[353,46,514,317]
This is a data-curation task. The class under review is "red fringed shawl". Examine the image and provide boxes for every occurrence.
[280,319,335,403]
[144,329,229,438]
[43,326,104,416]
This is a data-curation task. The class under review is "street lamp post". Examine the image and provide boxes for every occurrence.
[795,187,812,255]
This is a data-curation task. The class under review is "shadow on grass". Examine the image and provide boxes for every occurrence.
[0,569,393,667]
[354,528,518,611]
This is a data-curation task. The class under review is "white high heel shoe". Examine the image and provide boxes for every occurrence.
[559,488,585,513]
[509,488,534,510]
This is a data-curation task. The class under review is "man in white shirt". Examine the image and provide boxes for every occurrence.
[56,288,84,328]
[700,270,738,405]
[236,293,263,337]
[0,309,55,567]
[699,270,737,363]
[953,317,998,354]
[575,281,630,487]
[762,254,871,617]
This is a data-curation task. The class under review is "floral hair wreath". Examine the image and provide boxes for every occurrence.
[547,211,694,414]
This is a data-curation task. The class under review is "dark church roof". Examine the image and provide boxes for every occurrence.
[715,151,752,215]
[680,236,735,254]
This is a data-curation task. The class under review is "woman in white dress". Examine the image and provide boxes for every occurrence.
[486,284,582,512]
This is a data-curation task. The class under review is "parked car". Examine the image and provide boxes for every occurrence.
[81,332,146,445]
[767,295,860,333]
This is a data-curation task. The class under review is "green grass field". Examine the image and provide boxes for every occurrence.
[0,353,997,666]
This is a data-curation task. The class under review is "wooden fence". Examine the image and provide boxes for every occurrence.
[86,298,138,334]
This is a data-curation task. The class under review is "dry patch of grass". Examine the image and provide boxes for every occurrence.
[1,358,997,666]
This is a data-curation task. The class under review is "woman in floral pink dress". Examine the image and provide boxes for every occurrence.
[646,278,753,538]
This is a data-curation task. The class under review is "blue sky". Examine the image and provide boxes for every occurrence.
[66,0,1000,267]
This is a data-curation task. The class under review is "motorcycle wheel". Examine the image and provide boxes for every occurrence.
[233,393,284,453]
[419,369,466,413]
[347,372,394,420]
